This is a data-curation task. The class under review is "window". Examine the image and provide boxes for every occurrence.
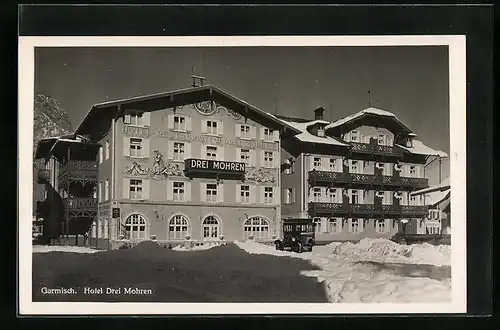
[206,183,218,203]
[105,179,109,201]
[124,214,147,239]
[312,188,322,202]
[130,138,143,158]
[240,124,251,139]
[263,128,273,142]
[313,218,322,233]
[130,112,143,126]
[329,218,341,233]
[264,151,274,167]
[376,220,387,233]
[350,190,359,204]
[105,141,110,160]
[327,188,336,203]
[206,146,217,160]
[350,219,361,233]
[244,217,270,239]
[284,188,295,204]
[173,116,186,131]
[240,185,250,204]
[350,130,358,142]
[129,179,143,200]
[317,126,325,137]
[240,149,251,165]
[350,160,359,174]
[284,159,295,174]
[329,159,336,171]
[173,142,185,161]
[206,120,218,135]
[264,187,274,205]
[99,147,103,164]
[409,166,417,177]
[313,157,322,170]
[173,182,185,201]
[202,216,220,240]
[410,195,418,206]
[406,138,413,148]
[378,134,386,146]
[98,182,102,202]
[169,214,189,239]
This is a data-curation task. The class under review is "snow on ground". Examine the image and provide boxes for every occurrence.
[171,243,222,251]
[234,239,451,303]
[33,245,102,254]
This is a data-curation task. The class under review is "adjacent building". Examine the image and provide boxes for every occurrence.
[275,106,447,243]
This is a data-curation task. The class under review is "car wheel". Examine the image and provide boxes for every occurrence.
[275,241,282,250]
[295,242,302,253]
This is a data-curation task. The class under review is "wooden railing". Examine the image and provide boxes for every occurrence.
[64,198,98,211]
[308,170,428,188]
[59,160,98,181]
[349,142,403,157]
[308,202,428,216]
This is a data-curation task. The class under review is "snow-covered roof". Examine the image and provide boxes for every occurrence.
[268,114,349,146]
[411,177,450,196]
[397,140,448,158]
[325,107,401,130]
[423,189,450,206]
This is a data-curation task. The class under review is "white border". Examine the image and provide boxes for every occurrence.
[18,35,467,315]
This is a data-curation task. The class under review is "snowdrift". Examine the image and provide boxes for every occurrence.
[33,245,102,254]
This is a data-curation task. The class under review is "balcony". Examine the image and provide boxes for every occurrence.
[308,170,428,189]
[349,142,403,157]
[59,160,98,181]
[36,169,50,184]
[308,202,428,217]
[64,198,98,211]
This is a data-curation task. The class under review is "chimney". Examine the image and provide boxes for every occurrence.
[314,107,325,120]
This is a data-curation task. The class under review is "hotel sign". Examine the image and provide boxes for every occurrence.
[185,158,246,173]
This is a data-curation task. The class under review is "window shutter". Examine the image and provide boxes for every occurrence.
[236,148,241,162]
[236,184,241,203]
[185,142,192,159]
[309,156,315,171]
[250,150,256,167]
[166,141,174,159]
[235,124,241,138]
[142,138,150,158]
[166,180,173,201]
[218,183,224,203]
[259,127,265,140]
[292,188,296,203]
[218,146,224,161]
[142,112,151,127]
[167,114,174,130]
[123,137,130,157]
[322,218,328,233]
[260,186,265,204]
[122,178,130,199]
[200,182,206,202]
[142,179,150,200]
[251,126,257,139]
[273,187,279,205]
[201,120,207,133]
[416,165,421,178]
[185,181,191,202]
[387,136,393,146]
[272,151,277,168]
[273,130,280,142]
[218,120,224,135]
[250,185,257,204]
[186,116,192,131]
[124,114,131,124]
[358,189,364,204]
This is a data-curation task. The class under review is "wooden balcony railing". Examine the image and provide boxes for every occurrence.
[36,169,50,184]
[308,202,428,216]
[59,160,98,181]
[308,170,428,189]
[64,198,98,211]
[349,142,403,157]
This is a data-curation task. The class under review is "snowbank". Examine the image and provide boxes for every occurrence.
[234,239,451,303]
[33,245,102,254]
[171,243,222,251]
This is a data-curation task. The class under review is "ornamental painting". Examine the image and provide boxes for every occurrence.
[190,102,242,120]
[245,168,276,183]
[123,162,150,176]
[150,149,183,179]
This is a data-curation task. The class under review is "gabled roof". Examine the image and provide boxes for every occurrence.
[269,115,349,147]
[325,107,413,135]
[35,136,100,161]
[74,85,301,139]
[398,140,448,158]
[411,177,450,196]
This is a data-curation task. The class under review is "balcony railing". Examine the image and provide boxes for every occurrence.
[59,160,98,181]
[64,198,98,211]
[36,169,50,184]
[308,170,428,189]
[349,142,403,157]
[308,202,428,216]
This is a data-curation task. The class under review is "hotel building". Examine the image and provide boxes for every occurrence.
[35,85,301,247]
[275,106,447,243]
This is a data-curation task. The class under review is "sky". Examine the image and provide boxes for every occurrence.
[34,46,450,184]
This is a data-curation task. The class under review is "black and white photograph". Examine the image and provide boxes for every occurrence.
[18,35,467,315]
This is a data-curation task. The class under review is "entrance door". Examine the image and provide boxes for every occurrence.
[202,216,220,241]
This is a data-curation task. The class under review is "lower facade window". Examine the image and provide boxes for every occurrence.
[329,218,342,233]
[169,214,189,239]
[313,218,322,233]
[202,215,220,240]
[124,214,147,239]
[376,219,387,233]
[349,219,362,233]
[243,216,270,239]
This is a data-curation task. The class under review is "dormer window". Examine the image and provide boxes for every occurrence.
[350,131,359,142]
[317,125,325,137]
[406,138,413,148]
[378,134,386,146]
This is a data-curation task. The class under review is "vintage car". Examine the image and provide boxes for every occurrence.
[274,218,315,253]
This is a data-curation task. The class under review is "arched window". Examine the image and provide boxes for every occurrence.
[169,214,189,239]
[202,216,220,240]
[124,214,147,239]
[243,217,270,239]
